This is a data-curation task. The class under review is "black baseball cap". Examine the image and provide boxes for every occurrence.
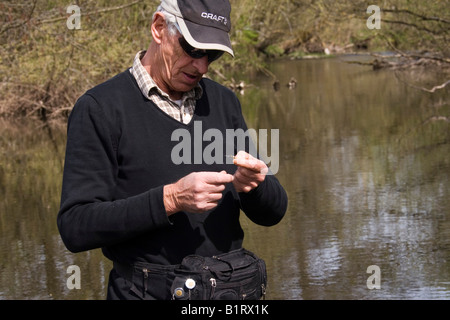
[160,0,234,57]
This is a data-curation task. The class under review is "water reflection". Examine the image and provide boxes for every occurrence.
[238,57,449,299]
[0,120,111,299]
[1,56,449,299]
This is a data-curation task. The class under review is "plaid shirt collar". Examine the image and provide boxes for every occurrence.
[130,50,203,104]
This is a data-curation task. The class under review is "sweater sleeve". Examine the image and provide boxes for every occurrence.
[230,93,288,226]
[238,174,288,226]
[57,94,171,253]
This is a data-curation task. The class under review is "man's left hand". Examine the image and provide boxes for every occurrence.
[232,151,268,193]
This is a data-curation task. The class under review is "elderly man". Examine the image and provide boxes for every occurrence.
[58,0,287,300]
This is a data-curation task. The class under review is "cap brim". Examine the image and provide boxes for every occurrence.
[176,17,234,57]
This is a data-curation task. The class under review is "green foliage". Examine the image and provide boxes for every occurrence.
[0,0,448,120]
[263,45,285,58]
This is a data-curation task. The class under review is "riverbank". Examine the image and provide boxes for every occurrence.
[1,1,448,122]
[1,50,448,127]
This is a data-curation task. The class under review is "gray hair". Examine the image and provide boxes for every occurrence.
[154,5,180,36]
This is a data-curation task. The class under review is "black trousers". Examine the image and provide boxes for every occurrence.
[107,263,176,300]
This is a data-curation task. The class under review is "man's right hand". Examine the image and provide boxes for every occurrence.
[163,171,234,215]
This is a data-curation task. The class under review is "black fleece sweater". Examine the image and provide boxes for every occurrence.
[57,70,287,265]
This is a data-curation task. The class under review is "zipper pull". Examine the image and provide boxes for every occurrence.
[143,268,149,298]
[209,278,217,299]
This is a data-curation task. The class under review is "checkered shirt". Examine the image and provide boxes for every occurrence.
[129,51,203,124]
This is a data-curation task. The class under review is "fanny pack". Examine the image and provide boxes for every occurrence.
[114,248,267,300]
[171,248,267,300]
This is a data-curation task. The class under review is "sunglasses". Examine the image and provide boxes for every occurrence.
[178,37,224,63]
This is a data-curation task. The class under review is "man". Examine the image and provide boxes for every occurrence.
[58,0,287,300]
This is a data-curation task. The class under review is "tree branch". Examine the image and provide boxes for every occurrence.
[382,8,450,25]
[38,0,143,24]
[0,0,37,35]
[381,18,438,35]
[395,71,450,93]
[381,35,450,64]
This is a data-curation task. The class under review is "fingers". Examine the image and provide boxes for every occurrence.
[204,171,234,185]
[232,151,268,193]
[234,166,265,184]
[166,171,234,215]
[233,151,267,174]
[198,171,233,196]
[233,166,265,193]
[190,172,231,212]
[190,189,225,212]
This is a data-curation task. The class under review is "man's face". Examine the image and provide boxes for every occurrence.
[155,25,210,99]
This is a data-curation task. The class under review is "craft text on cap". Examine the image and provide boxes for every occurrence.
[160,0,234,57]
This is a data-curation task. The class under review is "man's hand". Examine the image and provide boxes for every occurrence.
[164,171,234,215]
[232,151,268,193]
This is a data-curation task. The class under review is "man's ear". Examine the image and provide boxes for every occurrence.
[151,12,165,44]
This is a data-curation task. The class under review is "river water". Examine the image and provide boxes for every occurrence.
[1,56,449,300]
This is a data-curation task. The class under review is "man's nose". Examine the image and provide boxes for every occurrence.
[192,55,209,74]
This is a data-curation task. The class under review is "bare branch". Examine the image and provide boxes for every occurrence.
[0,0,143,35]
[395,71,450,93]
[381,18,438,35]
[423,116,450,124]
[0,0,37,35]
[381,35,450,64]
[382,8,450,25]
[38,0,143,24]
